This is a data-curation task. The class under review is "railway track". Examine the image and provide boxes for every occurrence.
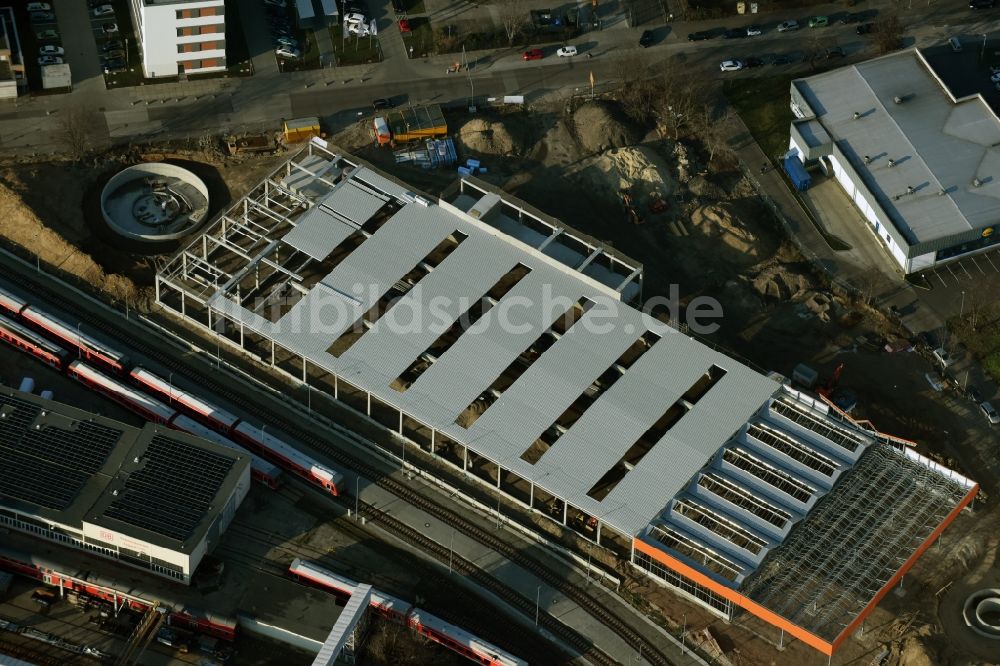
[1,264,678,666]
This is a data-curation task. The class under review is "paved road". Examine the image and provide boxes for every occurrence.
[1,0,993,155]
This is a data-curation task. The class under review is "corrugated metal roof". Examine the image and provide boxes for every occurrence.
[794,49,1000,247]
[282,206,357,261]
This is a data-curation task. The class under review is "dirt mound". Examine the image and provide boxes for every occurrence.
[688,175,725,200]
[573,101,642,154]
[576,146,675,202]
[689,203,762,257]
[749,263,817,302]
[457,117,525,157]
[0,179,142,305]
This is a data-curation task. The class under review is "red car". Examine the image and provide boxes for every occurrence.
[398,18,411,33]
[522,49,543,61]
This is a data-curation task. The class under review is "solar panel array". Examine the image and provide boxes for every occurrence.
[102,433,236,542]
[0,394,122,511]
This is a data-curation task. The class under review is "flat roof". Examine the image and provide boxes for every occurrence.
[0,388,249,553]
[793,48,1000,246]
[159,145,779,538]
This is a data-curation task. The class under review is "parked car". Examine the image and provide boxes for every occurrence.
[856,22,874,35]
[102,49,126,61]
[932,347,956,368]
[372,98,394,110]
[777,20,800,32]
[36,28,59,40]
[29,11,55,22]
[990,71,1000,82]
[719,59,744,71]
[348,22,370,36]
[980,401,1000,425]
[522,48,543,60]
[825,46,846,58]
[37,55,63,65]
[26,2,52,11]
[809,15,829,27]
[39,45,64,56]
[275,46,301,59]
[687,30,712,41]
[746,25,762,36]
[102,23,119,34]
[639,30,654,47]
[344,12,367,24]
[103,58,126,72]
[31,588,58,608]
[398,18,411,33]
[92,4,114,17]
[744,56,764,67]
[101,40,124,52]
[556,45,578,57]
[273,36,298,48]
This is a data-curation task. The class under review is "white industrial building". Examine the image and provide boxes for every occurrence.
[789,48,1000,274]
[128,0,226,78]
[154,144,978,655]
[0,388,250,584]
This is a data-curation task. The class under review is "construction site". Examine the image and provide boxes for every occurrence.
[0,91,999,665]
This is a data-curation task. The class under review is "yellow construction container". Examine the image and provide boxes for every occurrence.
[382,104,447,144]
[283,117,322,144]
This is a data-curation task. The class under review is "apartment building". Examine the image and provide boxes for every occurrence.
[129,0,226,78]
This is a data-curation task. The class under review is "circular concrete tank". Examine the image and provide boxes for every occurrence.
[962,589,1000,639]
[100,163,209,241]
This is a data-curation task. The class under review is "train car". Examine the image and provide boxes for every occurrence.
[130,367,240,433]
[0,285,28,317]
[0,313,69,369]
[409,609,528,666]
[233,422,343,496]
[287,558,408,618]
[21,307,129,374]
[170,414,283,490]
[68,361,176,425]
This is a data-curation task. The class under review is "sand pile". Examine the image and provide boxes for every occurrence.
[573,101,642,154]
[457,117,524,156]
[584,146,675,199]
[749,263,817,301]
[689,203,762,257]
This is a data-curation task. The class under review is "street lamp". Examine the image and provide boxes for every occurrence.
[960,290,966,317]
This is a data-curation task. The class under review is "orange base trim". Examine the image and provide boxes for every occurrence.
[633,538,835,655]
[830,482,979,651]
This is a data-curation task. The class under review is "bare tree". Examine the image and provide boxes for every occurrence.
[653,62,707,139]
[56,108,91,162]
[874,13,904,55]
[498,0,530,47]
[614,54,660,123]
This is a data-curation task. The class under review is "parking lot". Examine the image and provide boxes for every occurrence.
[920,248,1000,287]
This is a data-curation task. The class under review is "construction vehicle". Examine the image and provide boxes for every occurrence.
[374,104,447,146]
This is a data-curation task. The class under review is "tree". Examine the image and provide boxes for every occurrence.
[56,108,91,162]
[874,13,904,55]
[613,53,660,123]
[498,0,530,47]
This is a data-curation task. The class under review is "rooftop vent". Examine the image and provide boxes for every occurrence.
[863,155,872,165]
[893,95,904,104]
[888,158,896,168]
[939,189,946,196]
[974,178,983,187]
[853,111,861,120]
[907,185,915,195]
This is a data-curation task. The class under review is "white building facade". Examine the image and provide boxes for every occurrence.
[129,0,226,78]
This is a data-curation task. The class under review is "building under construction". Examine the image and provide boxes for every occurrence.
[154,142,977,656]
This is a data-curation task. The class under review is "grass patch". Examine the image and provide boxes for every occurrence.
[403,17,434,59]
[723,74,797,160]
[948,304,1000,382]
[330,30,382,66]
[280,29,321,72]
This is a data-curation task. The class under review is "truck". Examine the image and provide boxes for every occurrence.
[374,104,447,146]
